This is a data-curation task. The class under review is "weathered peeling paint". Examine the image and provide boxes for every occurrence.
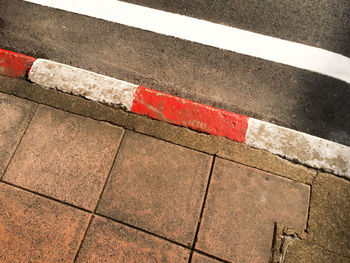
[0,49,36,78]
[246,118,350,178]
[20,54,350,179]
[28,59,137,110]
[131,86,249,142]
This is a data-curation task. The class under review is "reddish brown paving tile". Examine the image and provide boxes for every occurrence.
[0,92,36,178]
[97,131,212,246]
[196,158,310,263]
[76,216,190,263]
[191,253,223,263]
[3,105,124,210]
[0,183,91,263]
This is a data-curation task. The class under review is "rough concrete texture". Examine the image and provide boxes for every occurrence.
[0,92,36,177]
[247,118,350,178]
[29,59,138,110]
[3,105,124,210]
[215,137,315,185]
[0,76,349,262]
[24,56,350,177]
[97,131,212,246]
[0,183,91,263]
[75,216,190,263]
[123,0,350,57]
[270,223,307,263]
[0,76,316,185]
[196,158,310,263]
[307,172,350,257]
[191,253,224,263]
[2,0,350,146]
[0,48,35,78]
[284,240,350,263]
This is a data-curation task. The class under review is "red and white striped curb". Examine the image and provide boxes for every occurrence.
[0,49,35,78]
[1,49,349,178]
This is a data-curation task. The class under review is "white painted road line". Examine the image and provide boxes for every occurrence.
[29,59,138,110]
[246,118,350,177]
[23,0,350,84]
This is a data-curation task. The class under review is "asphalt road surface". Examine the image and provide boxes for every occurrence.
[1,0,350,145]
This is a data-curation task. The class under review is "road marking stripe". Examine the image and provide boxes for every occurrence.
[0,49,36,78]
[23,0,350,84]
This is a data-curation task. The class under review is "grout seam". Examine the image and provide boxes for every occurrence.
[92,128,126,213]
[0,87,318,186]
[305,171,318,233]
[188,156,216,263]
[192,249,232,263]
[94,212,190,250]
[1,181,92,213]
[0,103,39,180]
[73,215,94,262]
[1,180,210,256]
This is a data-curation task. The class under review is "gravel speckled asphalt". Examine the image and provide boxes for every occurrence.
[1,0,350,145]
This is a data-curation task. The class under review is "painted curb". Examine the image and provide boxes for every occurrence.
[29,59,138,110]
[246,118,350,177]
[131,86,249,142]
[0,49,36,78]
[1,49,349,178]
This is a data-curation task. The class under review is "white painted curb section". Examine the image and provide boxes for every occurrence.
[28,58,350,179]
[24,0,350,84]
[246,118,350,178]
[29,59,137,110]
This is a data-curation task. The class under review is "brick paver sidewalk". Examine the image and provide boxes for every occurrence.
[1,90,349,263]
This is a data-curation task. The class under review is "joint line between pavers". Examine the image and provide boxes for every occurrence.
[0,84,318,185]
[1,180,92,213]
[305,172,319,233]
[192,248,232,263]
[94,212,190,249]
[1,179,192,251]
[73,214,94,262]
[0,103,39,180]
[188,156,216,263]
[214,152,315,186]
[92,129,126,213]
[269,222,279,262]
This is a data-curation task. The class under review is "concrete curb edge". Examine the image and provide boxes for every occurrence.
[1,49,349,178]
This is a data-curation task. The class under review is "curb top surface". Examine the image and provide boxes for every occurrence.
[1,48,349,179]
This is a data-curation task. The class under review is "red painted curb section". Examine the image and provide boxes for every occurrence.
[0,49,36,78]
[131,86,249,142]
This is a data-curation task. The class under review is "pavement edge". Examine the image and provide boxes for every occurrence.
[1,49,348,179]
